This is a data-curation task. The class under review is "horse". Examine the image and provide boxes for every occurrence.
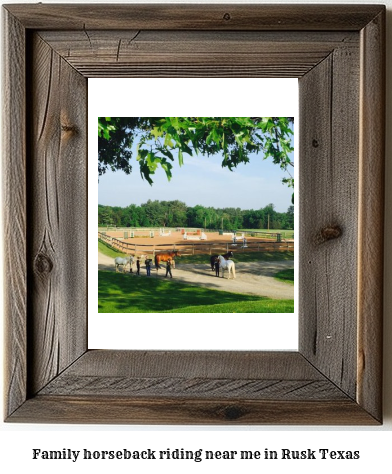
[155,250,181,270]
[210,251,233,271]
[218,255,236,279]
[114,256,134,273]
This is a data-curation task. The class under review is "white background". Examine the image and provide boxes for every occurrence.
[1,0,391,473]
[89,77,299,351]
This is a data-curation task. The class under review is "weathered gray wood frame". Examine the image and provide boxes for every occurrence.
[2,4,385,424]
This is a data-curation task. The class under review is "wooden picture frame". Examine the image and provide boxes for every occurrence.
[3,4,385,424]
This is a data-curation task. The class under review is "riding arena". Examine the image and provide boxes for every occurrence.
[98,227,294,311]
[98,227,293,261]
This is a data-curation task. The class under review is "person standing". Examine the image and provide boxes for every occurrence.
[136,257,140,275]
[165,258,173,278]
[145,258,151,276]
[214,257,220,277]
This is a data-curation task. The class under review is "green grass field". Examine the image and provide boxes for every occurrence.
[98,271,294,313]
[273,268,294,284]
[98,239,294,313]
[98,240,125,258]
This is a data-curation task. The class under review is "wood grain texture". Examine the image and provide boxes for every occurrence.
[59,350,322,378]
[2,4,385,425]
[2,9,28,420]
[9,396,379,425]
[4,4,384,31]
[12,351,376,424]
[39,30,358,78]
[39,377,347,400]
[299,40,360,399]
[27,33,87,396]
[37,351,346,400]
[357,9,385,422]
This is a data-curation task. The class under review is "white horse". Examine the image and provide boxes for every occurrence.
[218,255,236,279]
[114,256,134,273]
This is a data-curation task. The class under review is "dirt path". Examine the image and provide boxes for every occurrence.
[99,252,294,300]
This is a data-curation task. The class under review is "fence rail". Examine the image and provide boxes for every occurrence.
[98,232,293,257]
[98,227,294,240]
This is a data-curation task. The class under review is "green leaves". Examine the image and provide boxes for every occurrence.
[178,149,184,167]
[98,117,294,189]
[98,117,116,140]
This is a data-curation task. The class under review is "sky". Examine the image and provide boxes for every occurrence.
[98,139,294,212]
[91,78,298,213]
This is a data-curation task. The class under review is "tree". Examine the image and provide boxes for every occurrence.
[98,117,294,193]
[98,117,140,176]
[98,201,294,230]
[98,205,114,228]
[284,205,294,229]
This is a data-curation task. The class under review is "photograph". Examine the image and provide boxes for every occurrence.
[2,1,389,441]
[98,117,295,314]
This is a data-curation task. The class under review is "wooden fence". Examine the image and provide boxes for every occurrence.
[98,232,293,257]
[98,227,294,240]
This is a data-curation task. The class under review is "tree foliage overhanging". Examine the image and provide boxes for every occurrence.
[98,117,294,189]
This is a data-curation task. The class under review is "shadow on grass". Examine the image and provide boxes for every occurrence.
[274,268,294,284]
[98,270,263,313]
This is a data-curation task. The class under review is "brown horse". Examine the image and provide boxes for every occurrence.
[155,250,181,270]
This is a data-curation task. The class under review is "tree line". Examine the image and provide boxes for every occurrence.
[98,200,294,230]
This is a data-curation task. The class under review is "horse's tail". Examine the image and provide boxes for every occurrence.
[155,254,160,269]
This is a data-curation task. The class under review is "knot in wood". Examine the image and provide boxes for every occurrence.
[312,139,319,148]
[223,13,231,21]
[223,405,244,420]
[61,124,77,134]
[34,252,53,275]
[314,225,342,245]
